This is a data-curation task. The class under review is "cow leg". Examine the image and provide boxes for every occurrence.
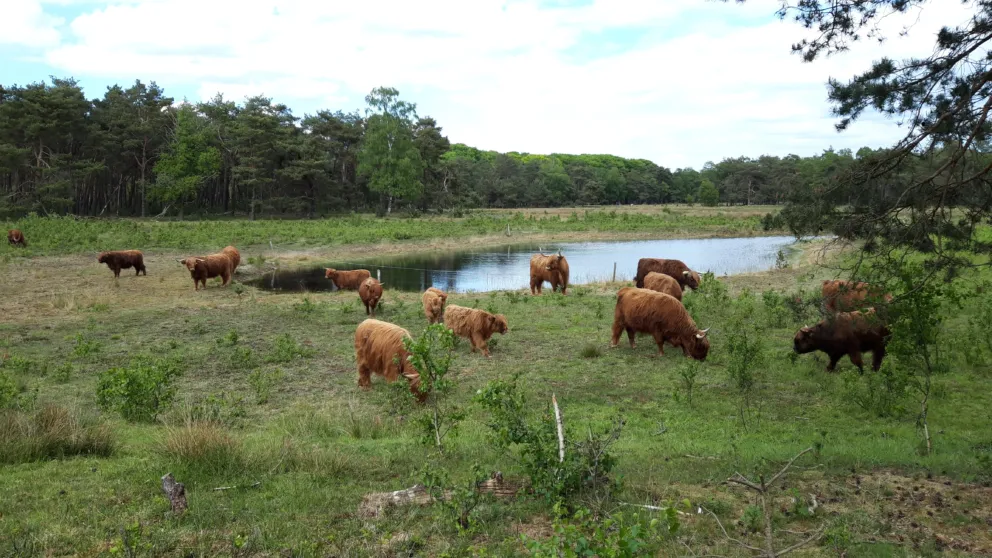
[872,347,886,372]
[222,272,231,286]
[364,303,370,315]
[826,352,841,372]
[473,333,491,357]
[653,331,665,355]
[848,351,866,375]
[626,327,636,349]
[357,365,372,389]
[610,318,624,348]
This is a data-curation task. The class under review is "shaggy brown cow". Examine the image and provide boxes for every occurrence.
[793,309,890,373]
[821,280,893,313]
[359,277,384,317]
[422,287,448,324]
[642,272,683,301]
[222,245,241,273]
[97,250,147,278]
[325,268,372,290]
[610,287,710,360]
[529,251,570,295]
[443,304,509,357]
[633,258,700,291]
[179,254,233,290]
[7,229,26,247]
[353,319,424,401]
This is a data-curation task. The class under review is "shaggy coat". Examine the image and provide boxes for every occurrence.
[642,272,683,301]
[443,304,509,357]
[821,280,893,313]
[610,287,710,360]
[353,319,424,401]
[180,254,233,290]
[222,246,241,273]
[529,252,570,295]
[7,229,26,247]
[793,309,890,373]
[325,268,372,290]
[359,277,384,317]
[97,250,147,277]
[422,287,448,324]
[634,258,700,290]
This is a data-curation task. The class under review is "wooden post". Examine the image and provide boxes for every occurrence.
[552,394,564,463]
[612,262,617,283]
[161,473,188,515]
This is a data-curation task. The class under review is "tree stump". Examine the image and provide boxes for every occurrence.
[161,473,188,515]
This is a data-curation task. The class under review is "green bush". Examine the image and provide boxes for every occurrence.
[96,357,182,422]
[248,368,285,404]
[265,334,315,363]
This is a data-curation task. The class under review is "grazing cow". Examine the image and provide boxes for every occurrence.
[353,319,424,401]
[529,251,570,295]
[179,254,233,290]
[97,250,147,278]
[610,287,710,360]
[359,277,384,317]
[821,279,893,313]
[642,272,683,301]
[443,304,509,357]
[222,246,241,273]
[793,309,890,373]
[7,229,26,247]
[633,258,700,291]
[325,268,372,290]
[422,287,448,324]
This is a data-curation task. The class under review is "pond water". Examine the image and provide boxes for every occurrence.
[247,235,800,294]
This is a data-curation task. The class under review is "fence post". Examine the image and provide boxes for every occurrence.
[612,262,617,283]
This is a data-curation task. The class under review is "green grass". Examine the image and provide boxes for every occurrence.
[1,207,770,256]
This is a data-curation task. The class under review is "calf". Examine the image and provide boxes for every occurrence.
[325,268,372,290]
[793,309,890,373]
[359,277,384,317]
[443,304,509,357]
[633,258,700,290]
[354,319,424,401]
[7,229,26,247]
[179,254,233,290]
[642,272,682,301]
[97,250,147,278]
[422,287,448,324]
[610,287,709,360]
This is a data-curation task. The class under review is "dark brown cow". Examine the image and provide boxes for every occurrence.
[354,319,424,401]
[422,287,448,324]
[222,246,241,273]
[793,308,890,373]
[443,304,509,357]
[325,268,372,290]
[179,254,233,290]
[642,272,682,301]
[359,277,384,317]
[633,258,700,290]
[610,287,710,360]
[97,250,147,278]
[821,280,893,313]
[529,251,570,295]
[7,229,26,247]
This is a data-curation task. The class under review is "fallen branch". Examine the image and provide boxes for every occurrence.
[358,473,524,518]
[552,393,565,464]
[212,482,261,491]
[161,473,188,515]
[619,502,690,516]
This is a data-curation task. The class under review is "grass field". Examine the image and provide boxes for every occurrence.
[1,210,991,557]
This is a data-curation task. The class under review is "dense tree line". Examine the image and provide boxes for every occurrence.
[0,75,968,220]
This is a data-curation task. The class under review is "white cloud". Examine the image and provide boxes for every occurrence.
[1,1,62,47]
[34,0,981,167]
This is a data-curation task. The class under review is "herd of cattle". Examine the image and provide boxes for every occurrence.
[6,228,894,400]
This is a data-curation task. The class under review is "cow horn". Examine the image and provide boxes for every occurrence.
[696,328,710,339]
[557,249,562,256]
[683,270,690,276]
[195,258,205,263]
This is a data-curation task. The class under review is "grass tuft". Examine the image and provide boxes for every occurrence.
[0,405,115,464]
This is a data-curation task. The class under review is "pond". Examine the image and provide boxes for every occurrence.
[247,235,801,294]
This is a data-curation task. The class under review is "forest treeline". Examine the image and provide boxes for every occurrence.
[0,77,913,219]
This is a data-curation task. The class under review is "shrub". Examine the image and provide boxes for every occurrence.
[0,405,115,464]
[265,334,315,364]
[71,333,101,357]
[0,371,18,409]
[248,368,285,404]
[162,421,244,475]
[523,506,681,557]
[403,324,462,452]
[216,329,239,347]
[580,344,602,359]
[96,357,182,422]
[229,346,259,370]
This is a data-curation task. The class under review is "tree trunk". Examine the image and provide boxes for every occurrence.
[161,473,188,515]
[250,187,256,221]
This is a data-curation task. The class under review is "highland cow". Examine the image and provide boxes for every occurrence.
[793,308,890,373]
[359,277,384,317]
[610,287,710,360]
[179,254,233,290]
[353,319,424,401]
[443,304,509,357]
[633,258,700,290]
[222,245,241,273]
[422,287,448,324]
[821,279,893,313]
[529,251,570,295]
[7,229,26,247]
[97,250,147,278]
[642,272,683,301]
[325,268,372,290]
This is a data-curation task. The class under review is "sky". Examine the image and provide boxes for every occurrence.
[0,0,978,169]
